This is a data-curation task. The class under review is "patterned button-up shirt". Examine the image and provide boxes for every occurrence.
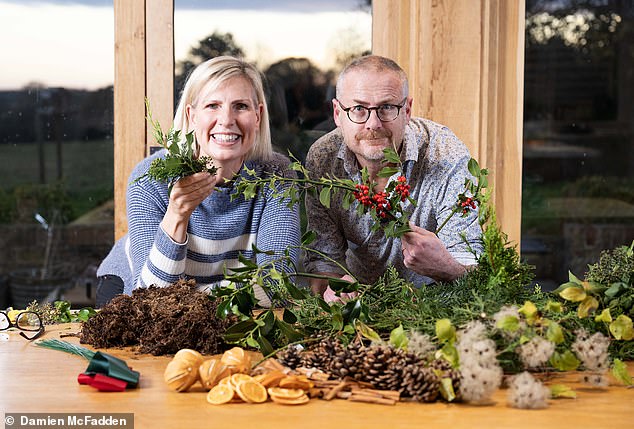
[303,117,483,286]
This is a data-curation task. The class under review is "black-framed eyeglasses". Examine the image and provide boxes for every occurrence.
[0,311,44,340]
[336,98,407,124]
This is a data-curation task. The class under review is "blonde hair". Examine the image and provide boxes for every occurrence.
[173,56,272,161]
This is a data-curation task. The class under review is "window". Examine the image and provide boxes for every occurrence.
[522,0,634,290]
[0,0,114,308]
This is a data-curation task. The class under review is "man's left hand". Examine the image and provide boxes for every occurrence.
[400,223,467,282]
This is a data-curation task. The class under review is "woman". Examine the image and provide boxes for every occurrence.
[96,56,300,307]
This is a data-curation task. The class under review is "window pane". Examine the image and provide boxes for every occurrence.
[522,1,634,290]
[0,1,114,308]
[173,0,372,160]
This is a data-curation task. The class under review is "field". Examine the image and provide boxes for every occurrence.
[0,140,114,220]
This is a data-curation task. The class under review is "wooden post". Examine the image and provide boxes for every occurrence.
[372,0,525,247]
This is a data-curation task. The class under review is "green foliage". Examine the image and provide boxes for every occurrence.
[26,300,97,324]
[132,100,217,193]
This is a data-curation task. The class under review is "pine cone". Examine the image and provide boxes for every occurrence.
[277,345,303,370]
[328,340,365,380]
[359,345,411,390]
[301,337,342,371]
[400,362,440,402]
[430,358,462,401]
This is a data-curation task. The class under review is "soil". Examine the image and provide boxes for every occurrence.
[80,279,236,355]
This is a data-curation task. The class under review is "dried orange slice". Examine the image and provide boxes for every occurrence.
[206,384,235,405]
[255,370,287,388]
[279,375,314,390]
[267,387,305,400]
[230,373,254,388]
[235,380,268,404]
[270,394,310,405]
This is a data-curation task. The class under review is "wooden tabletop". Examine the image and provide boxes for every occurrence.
[1,324,633,429]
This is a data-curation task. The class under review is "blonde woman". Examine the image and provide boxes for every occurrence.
[97,56,300,307]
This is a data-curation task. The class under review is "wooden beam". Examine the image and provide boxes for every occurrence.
[114,0,146,240]
[114,0,174,240]
[372,0,524,247]
[146,0,175,154]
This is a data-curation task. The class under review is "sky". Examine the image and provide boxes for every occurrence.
[0,0,371,90]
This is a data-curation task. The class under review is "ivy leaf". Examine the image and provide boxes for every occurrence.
[610,315,634,340]
[342,299,362,324]
[605,282,627,298]
[519,301,538,323]
[435,319,456,344]
[611,358,633,386]
[285,283,310,300]
[496,314,520,332]
[559,286,587,302]
[550,384,577,399]
[258,310,276,336]
[315,297,332,313]
[546,300,563,313]
[355,320,382,343]
[216,299,232,319]
[550,350,580,371]
[595,308,612,323]
[389,324,409,350]
[546,321,564,344]
[437,343,459,368]
[577,296,599,318]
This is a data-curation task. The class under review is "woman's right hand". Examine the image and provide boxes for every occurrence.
[161,172,216,243]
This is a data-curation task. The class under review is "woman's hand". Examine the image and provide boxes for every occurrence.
[323,274,359,304]
[161,172,217,243]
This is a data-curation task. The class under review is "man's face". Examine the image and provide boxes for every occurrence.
[333,68,411,168]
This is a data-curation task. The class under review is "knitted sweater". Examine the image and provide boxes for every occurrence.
[100,150,301,303]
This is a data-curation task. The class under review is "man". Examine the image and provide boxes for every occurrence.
[304,55,483,301]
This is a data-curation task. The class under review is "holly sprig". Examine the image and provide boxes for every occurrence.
[132,99,217,193]
[435,158,488,234]
[233,147,415,238]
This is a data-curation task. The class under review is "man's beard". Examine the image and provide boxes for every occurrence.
[355,129,394,161]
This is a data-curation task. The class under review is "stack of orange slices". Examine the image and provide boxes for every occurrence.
[207,373,268,405]
[267,387,310,405]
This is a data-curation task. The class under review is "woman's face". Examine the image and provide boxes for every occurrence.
[187,76,262,170]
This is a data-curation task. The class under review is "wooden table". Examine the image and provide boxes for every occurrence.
[1,324,633,429]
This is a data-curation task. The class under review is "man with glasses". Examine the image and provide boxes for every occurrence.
[304,55,483,302]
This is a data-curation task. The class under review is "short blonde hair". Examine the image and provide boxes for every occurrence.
[173,56,272,161]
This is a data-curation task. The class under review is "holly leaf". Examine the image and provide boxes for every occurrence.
[377,166,400,178]
[467,158,481,177]
[301,230,317,245]
[383,147,401,164]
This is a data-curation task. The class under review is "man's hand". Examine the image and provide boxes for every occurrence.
[323,274,358,303]
[400,222,468,282]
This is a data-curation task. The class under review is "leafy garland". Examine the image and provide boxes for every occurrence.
[210,171,634,383]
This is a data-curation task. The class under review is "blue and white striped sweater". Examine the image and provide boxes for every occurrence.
[125,149,301,304]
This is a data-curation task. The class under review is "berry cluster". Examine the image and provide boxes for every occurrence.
[352,176,411,220]
[458,195,477,215]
